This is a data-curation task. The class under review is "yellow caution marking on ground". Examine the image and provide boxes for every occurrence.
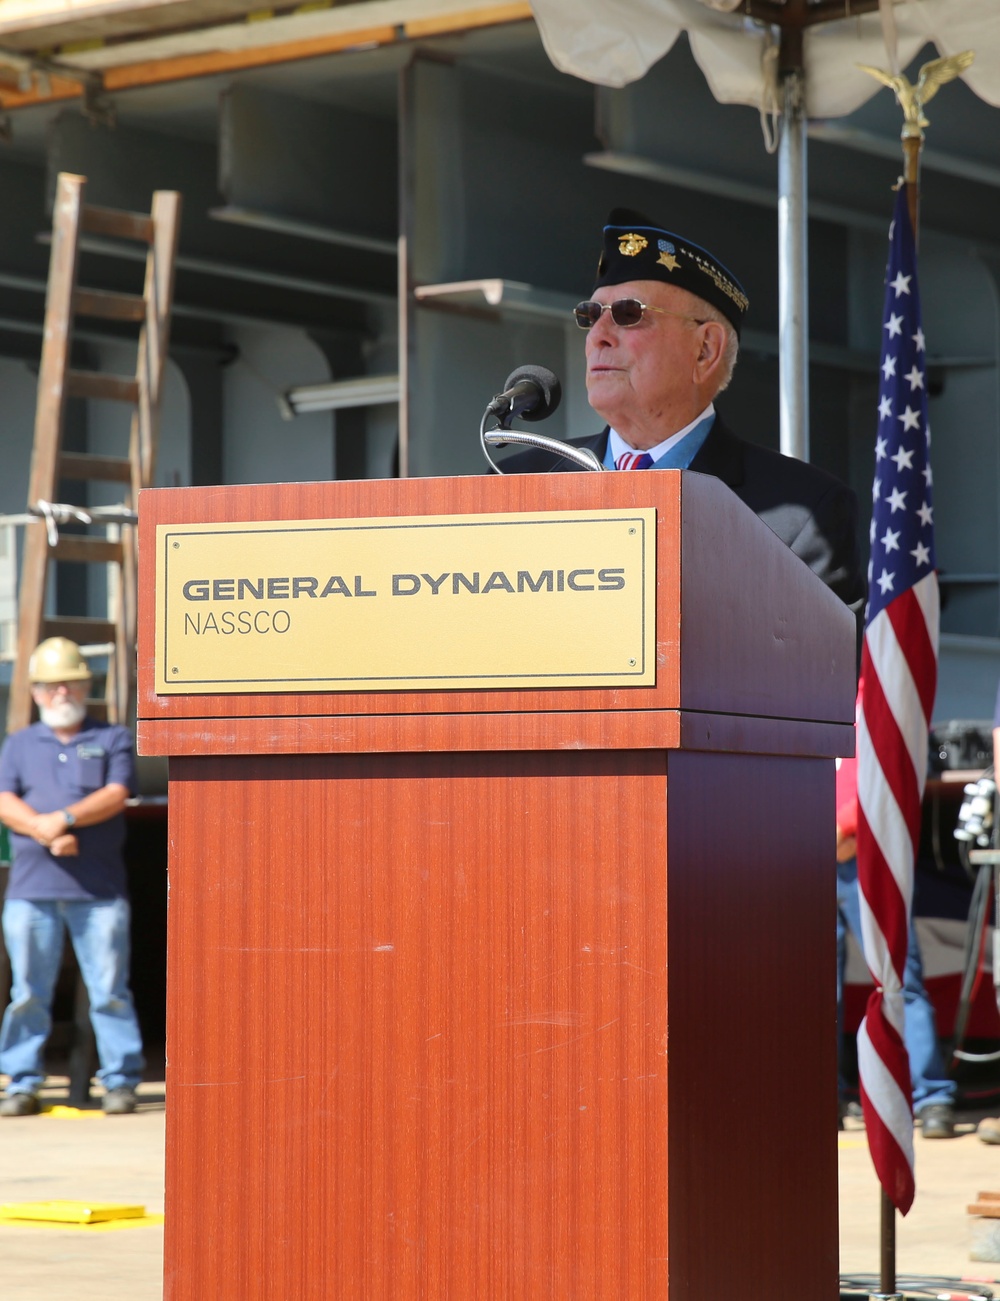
[0,1201,163,1230]
[1,1201,144,1223]
[40,1105,106,1119]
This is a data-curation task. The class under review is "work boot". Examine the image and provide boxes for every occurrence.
[101,1086,138,1115]
[919,1103,956,1139]
[0,1092,40,1117]
[838,1099,863,1130]
[978,1117,1000,1145]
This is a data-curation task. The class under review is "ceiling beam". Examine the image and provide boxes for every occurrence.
[584,147,1000,261]
[0,2,533,110]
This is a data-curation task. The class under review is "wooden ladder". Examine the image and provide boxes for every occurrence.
[7,172,181,734]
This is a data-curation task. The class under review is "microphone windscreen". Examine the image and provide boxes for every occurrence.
[502,365,562,421]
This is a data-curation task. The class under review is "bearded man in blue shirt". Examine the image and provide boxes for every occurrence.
[0,638,144,1116]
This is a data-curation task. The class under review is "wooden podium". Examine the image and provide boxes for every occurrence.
[137,469,855,1300]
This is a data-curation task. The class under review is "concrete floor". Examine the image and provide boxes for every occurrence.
[2,1080,1000,1299]
[839,1107,1000,1300]
[0,1076,165,1301]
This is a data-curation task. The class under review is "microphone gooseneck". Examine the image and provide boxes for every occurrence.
[482,430,604,473]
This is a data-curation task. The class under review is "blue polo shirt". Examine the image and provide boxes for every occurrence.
[0,719,136,901]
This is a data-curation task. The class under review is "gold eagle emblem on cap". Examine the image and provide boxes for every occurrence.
[618,233,648,257]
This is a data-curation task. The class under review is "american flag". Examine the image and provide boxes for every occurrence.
[855,186,939,1216]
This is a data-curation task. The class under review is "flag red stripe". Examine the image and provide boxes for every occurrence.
[855,805,908,982]
[886,587,937,723]
[858,1080,915,1215]
[859,642,922,846]
[862,991,911,1095]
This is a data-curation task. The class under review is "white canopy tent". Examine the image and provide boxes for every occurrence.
[529,0,1000,109]
[528,0,1000,459]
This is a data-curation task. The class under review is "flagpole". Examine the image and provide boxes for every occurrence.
[855,50,972,1301]
[871,102,921,1301]
[874,60,976,1301]
[901,128,920,247]
[876,1188,902,1299]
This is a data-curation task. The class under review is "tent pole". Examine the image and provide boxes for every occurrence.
[778,65,809,462]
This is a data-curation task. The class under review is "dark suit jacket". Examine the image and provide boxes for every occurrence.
[498,416,866,634]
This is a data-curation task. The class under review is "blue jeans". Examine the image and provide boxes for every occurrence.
[837,858,956,1113]
[0,898,145,1094]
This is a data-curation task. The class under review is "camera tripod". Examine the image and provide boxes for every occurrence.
[951,844,1000,1070]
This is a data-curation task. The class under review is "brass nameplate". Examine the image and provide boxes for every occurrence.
[154,509,656,693]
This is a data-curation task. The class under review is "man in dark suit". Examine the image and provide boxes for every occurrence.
[500,208,865,624]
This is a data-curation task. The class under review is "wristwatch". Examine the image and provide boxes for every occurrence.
[62,808,76,827]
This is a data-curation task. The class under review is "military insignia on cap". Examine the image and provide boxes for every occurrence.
[596,208,749,336]
[657,239,679,272]
[618,232,648,257]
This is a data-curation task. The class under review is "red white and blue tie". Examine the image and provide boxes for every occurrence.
[615,451,654,470]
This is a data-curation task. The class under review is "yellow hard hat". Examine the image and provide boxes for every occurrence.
[27,637,92,684]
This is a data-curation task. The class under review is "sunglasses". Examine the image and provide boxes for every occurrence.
[33,681,87,696]
[573,298,708,330]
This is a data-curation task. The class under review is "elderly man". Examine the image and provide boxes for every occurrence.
[503,207,865,622]
[0,637,144,1116]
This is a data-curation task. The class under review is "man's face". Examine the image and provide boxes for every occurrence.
[584,280,710,447]
[31,679,89,731]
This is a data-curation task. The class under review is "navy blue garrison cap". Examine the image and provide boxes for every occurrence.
[595,207,749,336]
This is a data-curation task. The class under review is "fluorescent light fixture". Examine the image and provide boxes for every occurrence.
[283,375,400,416]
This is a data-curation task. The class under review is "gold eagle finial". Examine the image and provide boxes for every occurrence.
[857,50,975,135]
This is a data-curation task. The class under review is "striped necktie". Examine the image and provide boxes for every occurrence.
[615,451,654,470]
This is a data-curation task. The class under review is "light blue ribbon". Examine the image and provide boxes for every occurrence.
[604,413,715,469]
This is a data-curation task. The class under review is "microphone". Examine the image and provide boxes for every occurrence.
[480,363,600,472]
[486,365,561,426]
